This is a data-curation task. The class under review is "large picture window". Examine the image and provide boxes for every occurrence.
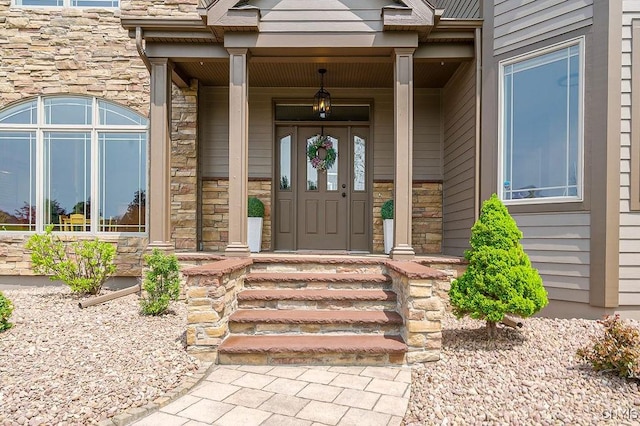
[13,0,119,8]
[0,96,148,233]
[499,38,584,203]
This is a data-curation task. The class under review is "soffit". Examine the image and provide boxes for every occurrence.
[175,60,463,88]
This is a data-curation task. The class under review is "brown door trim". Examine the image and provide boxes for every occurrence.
[274,123,372,252]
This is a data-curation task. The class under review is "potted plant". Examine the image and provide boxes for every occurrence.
[248,197,265,253]
[381,199,394,254]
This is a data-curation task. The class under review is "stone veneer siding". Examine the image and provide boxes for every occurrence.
[0,2,148,110]
[373,181,443,254]
[0,234,147,276]
[201,179,441,254]
[201,179,272,252]
[184,258,252,362]
[171,82,199,251]
[387,261,447,363]
[0,1,200,275]
[120,0,199,18]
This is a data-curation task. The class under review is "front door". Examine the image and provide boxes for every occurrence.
[274,125,370,251]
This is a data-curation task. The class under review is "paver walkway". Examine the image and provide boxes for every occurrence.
[132,364,411,426]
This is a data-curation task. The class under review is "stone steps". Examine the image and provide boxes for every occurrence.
[228,309,403,334]
[237,288,397,310]
[243,272,392,289]
[184,257,451,365]
[217,335,407,365]
[250,257,386,275]
[217,267,406,365]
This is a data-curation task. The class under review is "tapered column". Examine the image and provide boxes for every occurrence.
[391,48,416,260]
[148,58,173,249]
[225,48,250,256]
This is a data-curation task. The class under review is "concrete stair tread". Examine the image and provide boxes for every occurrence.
[218,334,407,354]
[245,272,390,283]
[230,309,403,324]
[238,289,396,302]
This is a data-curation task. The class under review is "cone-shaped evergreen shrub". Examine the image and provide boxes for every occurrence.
[449,194,548,337]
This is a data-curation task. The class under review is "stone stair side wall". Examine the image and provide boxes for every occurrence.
[415,258,469,311]
[184,259,252,361]
[386,261,447,364]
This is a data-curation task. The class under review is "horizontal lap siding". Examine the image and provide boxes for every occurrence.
[493,0,593,55]
[200,87,229,176]
[442,62,475,256]
[199,86,272,178]
[620,1,640,306]
[373,89,443,181]
[413,90,443,181]
[258,0,386,33]
[513,212,591,303]
[199,87,442,181]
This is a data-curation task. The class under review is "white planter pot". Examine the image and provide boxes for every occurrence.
[248,217,263,253]
[383,218,394,254]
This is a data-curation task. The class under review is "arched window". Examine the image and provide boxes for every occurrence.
[0,96,148,234]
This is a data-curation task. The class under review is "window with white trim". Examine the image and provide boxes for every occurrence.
[0,96,148,234]
[13,0,118,8]
[499,38,584,203]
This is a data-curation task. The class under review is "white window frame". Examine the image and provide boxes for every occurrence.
[12,0,118,8]
[0,95,148,235]
[498,37,585,205]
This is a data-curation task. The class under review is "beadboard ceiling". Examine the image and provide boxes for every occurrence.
[176,60,464,88]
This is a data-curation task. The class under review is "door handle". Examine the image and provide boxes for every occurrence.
[342,192,347,197]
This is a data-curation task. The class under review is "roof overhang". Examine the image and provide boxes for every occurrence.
[120,3,482,88]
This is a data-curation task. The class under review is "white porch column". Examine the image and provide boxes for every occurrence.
[148,58,173,249]
[391,48,416,260]
[225,48,250,256]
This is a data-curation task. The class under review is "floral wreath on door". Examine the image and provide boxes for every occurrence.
[307,135,337,172]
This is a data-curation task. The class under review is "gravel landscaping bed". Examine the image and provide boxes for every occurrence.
[405,313,640,426]
[0,287,201,425]
[3,286,640,426]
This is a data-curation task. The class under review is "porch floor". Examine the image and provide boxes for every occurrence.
[176,251,465,264]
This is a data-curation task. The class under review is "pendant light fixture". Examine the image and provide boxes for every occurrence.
[313,68,331,119]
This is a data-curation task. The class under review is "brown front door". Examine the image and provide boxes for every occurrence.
[274,125,371,251]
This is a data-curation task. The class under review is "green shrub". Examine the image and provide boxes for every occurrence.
[248,197,265,218]
[381,200,394,220]
[140,249,180,316]
[0,291,13,332]
[577,314,640,379]
[26,225,116,295]
[449,194,548,338]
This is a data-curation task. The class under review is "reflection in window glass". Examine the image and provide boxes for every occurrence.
[15,0,119,6]
[501,40,582,201]
[326,136,338,191]
[279,135,291,190]
[306,137,318,191]
[16,0,63,5]
[0,132,36,231]
[354,136,365,191]
[98,100,146,125]
[0,100,37,125]
[73,0,118,6]
[44,132,91,231]
[44,97,92,125]
[99,133,146,232]
[0,96,148,233]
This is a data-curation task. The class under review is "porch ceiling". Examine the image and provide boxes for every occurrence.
[175,60,464,88]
